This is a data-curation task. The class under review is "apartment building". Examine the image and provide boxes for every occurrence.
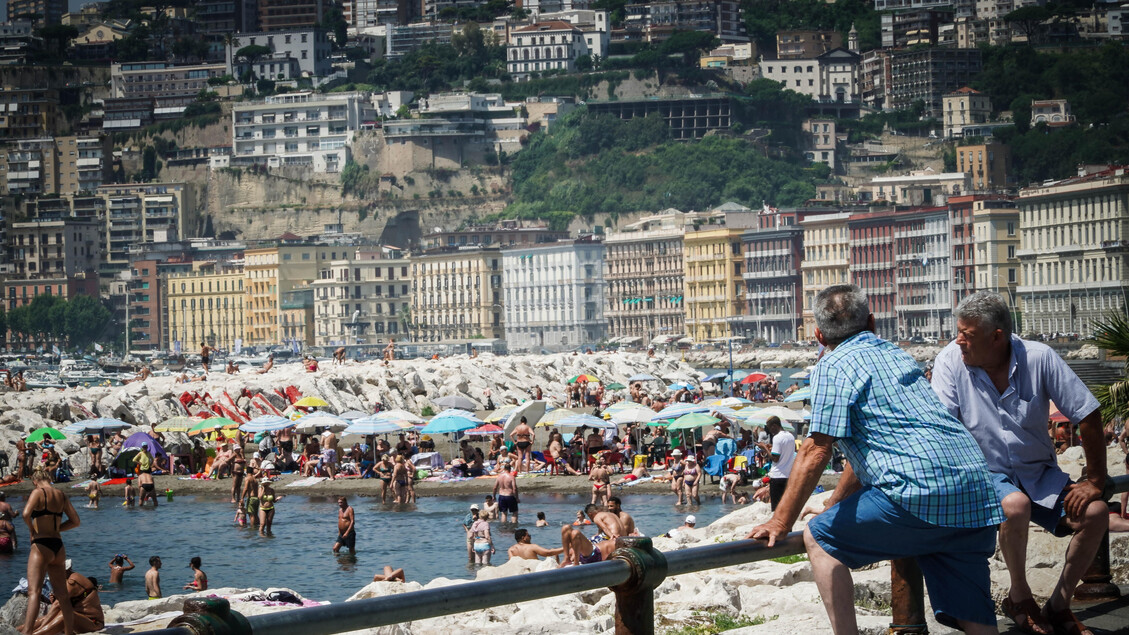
[345,0,413,28]
[410,247,505,343]
[385,22,454,58]
[956,141,1012,191]
[893,207,952,341]
[800,212,851,339]
[227,92,366,173]
[759,48,860,104]
[1030,99,1075,127]
[857,169,971,206]
[311,246,411,348]
[775,30,841,58]
[507,20,599,79]
[97,183,198,271]
[682,226,743,343]
[502,236,605,352]
[4,218,100,311]
[6,0,65,26]
[738,212,808,344]
[0,88,61,141]
[888,47,982,116]
[383,92,527,171]
[225,28,334,81]
[257,0,331,31]
[972,198,1021,321]
[422,219,567,250]
[165,265,247,351]
[243,242,341,347]
[623,1,746,43]
[942,86,992,138]
[604,211,695,344]
[0,136,113,196]
[848,209,898,341]
[801,119,838,170]
[280,286,314,350]
[1017,166,1129,337]
[111,62,228,106]
[881,9,952,48]
[0,21,40,64]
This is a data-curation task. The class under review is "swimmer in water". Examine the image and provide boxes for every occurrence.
[108,554,134,584]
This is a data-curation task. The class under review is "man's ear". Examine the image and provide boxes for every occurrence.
[814,327,828,347]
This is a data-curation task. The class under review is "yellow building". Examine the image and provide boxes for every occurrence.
[410,247,504,342]
[165,265,246,351]
[800,212,852,339]
[683,227,744,343]
[972,198,1021,318]
[244,242,342,346]
[956,141,1011,191]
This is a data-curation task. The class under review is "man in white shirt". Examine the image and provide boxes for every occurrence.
[765,416,796,510]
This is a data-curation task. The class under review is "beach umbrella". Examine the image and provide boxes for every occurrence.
[187,417,240,436]
[239,415,294,433]
[668,412,720,431]
[740,372,769,385]
[605,382,627,390]
[536,408,587,427]
[26,427,67,443]
[790,370,811,380]
[709,406,741,420]
[293,412,350,433]
[346,416,413,435]
[784,386,813,402]
[1049,401,1068,423]
[62,417,132,435]
[741,406,804,427]
[466,423,505,436]
[567,373,600,384]
[628,373,658,382]
[483,404,519,424]
[338,410,369,420]
[372,409,426,425]
[433,395,478,411]
[112,432,168,470]
[704,397,752,409]
[702,372,730,382]
[293,396,329,408]
[667,381,695,391]
[422,410,482,434]
[604,401,641,414]
[154,416,199,432]
[650,403,709,422]
[608,404,658,426]
[556,413,616,430]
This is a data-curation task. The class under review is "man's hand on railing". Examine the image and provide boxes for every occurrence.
[745,517,791,547]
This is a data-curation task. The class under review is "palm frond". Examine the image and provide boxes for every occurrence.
[1093,310,1129,361]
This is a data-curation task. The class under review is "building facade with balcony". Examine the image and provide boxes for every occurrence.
[972,198,1021,325]
[888,47,982,116]
[623,1,746,43]
[243,242,341,347]
[848,209,898,341]
[422,219,568,251]
[956,141,1011,192]
[312,247,410,348]
[225,28,334,81]
[280,286,314,350]
[410,247,505,343]
[682,227,743,343]
[506,20,591,80]
[942,86,991,138]
[226,92,365,173]
[502,237,605,353]
[759,48,860,104]
[1017,166,1129,337]
[0,136,113,196]
[893,207,952,341]
[604,212,689,344]
[96,183,198,272]
[800,212,851,339]
[4,218,100,311]
[111,62,229,106]
[739,214,805,344]
[0,88,60,141]
[165,265,247,352]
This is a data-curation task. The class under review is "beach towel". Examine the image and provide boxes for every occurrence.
[284,476,327,488]
[106,611,183,628]
[615,476,654,488]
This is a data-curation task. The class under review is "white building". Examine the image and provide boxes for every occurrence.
[506,18,606,79]
[221,91,367,173]
[857,169,972,206]
[759,48,860,103]
[525,0,591,18]
[538,9,609,59]
[312,246,410,348]
[225,28,334,84]
[502,236,606,352]
[372,90,414,118]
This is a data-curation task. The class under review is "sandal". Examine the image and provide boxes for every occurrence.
[1002,597,1053,635]
[1041,604,1094,635]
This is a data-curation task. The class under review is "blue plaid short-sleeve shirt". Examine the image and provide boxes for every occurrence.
[810,331,1005,529]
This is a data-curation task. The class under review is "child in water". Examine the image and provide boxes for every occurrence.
[234,506,248,527]
[536,512,549,527]
[123,478,136,506]
[87,480,101,509]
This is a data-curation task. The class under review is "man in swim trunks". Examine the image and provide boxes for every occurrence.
[480,495,499,521]
[560,504,624,566]
[589,457,610,506]
[199,342,212,374]
[333,497,356,554]
[509,417,535,474]
[138,471,157,507]
[108,554,134,584]
[145,556,161,599]
[334,347,346,365]
[493,459,519,524]
[509,528,564,562]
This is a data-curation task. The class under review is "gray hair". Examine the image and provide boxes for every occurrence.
[954,291,1013,337]
[813,284,870,346]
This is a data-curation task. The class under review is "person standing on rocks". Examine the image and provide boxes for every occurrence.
[932,291,1109,635]
[510,417,535,474]
[333,347,346,365]
[383,339,395,366]
[199,342,212,374]
[748,285,1005,635]
[763,416,796,511]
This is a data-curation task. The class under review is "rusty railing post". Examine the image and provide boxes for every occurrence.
[1074,529,1121,602]
[610,536,669,635]
[889,558,928,634]
[167,598,253,635]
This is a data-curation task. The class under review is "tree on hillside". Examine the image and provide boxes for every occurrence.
[659,31,719,66]
[7,306,30,347]
[65,295,111,350]
[35,24,78,62]
[1004,5,1055,44]
[236,44,273,80]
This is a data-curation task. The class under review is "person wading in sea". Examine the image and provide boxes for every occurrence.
[333,497,357,555]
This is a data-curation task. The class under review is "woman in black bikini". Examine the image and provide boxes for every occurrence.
[22,465,80,635]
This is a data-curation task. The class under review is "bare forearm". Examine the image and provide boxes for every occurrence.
[1079,411,1108,486]
[771,439,832,528]
[823,460,859,508]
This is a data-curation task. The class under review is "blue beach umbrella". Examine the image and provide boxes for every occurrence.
[346,416,414,435]
[702,372,730,382]
[62,417,132,435]
[239,415,295,433]
[650,403,710,422]
[628,373,658,382]
[784,386,813,402]
[422,409,483,434]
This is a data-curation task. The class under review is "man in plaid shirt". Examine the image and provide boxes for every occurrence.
[748,284,1005,634]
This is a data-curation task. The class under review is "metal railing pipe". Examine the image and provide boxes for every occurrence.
[664,532,806,577]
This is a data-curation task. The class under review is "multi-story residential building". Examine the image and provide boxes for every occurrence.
[0,21,40,64]
[502,236,605,352]
[4,218,100,311]
[243,242,340,347]
[312,246,411,348]
[110,62,228,106]
[102,97,155,132]
[775,30,841,58]
[881,9,952,48]
[0,88,60,141]
[800,212,851,339]
[383,92,527,170]
[225,28,334,81]
[1030,99,1075,127]
[860,49,892,110]
[604,211,702,344]
[971,198,1021,322]
[422,219,567,250]
[385,22,453,58]
[410,247,505,343]
[739,212,808,344]
[801,118,838,170]
[949,193,979,309]
[848,209,898,340]
[759,48,860,104]
[345,0,413,27]
[196,0,257,36]
[280,285,314,350]
[682,226,743,343]
[942,86,992,138]
[874,0,953,9]
[956,141,1012,191]
[623,1,746,43]
[525,0,592,18]
[226,92,366,173]
[6,0,65,26]
[1016,166,1129,337]
[888,47,982,116]
[0,136,113,196]
[586,95,732,140]
[257,0,331,31]
[857,169,971,206]
[165,264,247,351]
[507,19,604,79]
[420,0,479,19]
[96,183,199,272]
[954,16,989,48]
[893,207,952,341]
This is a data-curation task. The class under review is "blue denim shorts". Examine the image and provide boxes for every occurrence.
[990,472,1070,537]
[807,486,998,628]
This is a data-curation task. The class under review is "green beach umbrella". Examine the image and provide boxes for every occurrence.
[26,427,67,443]
[668,413,720,431]
[605,382,627,390]
[188,417,239,436]
[154,416,200,432]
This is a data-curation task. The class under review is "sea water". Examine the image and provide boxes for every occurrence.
[0,493,734,602]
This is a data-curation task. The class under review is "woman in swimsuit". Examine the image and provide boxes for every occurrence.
[230,447,246,504]
[390,456,409,504]
[86,436,102,478]
[375,455,394,503]
[469,510,493,565]
[258,480,280,536]
[669,451,686,504]
[682,456,701,505]
[22,466,80,635]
